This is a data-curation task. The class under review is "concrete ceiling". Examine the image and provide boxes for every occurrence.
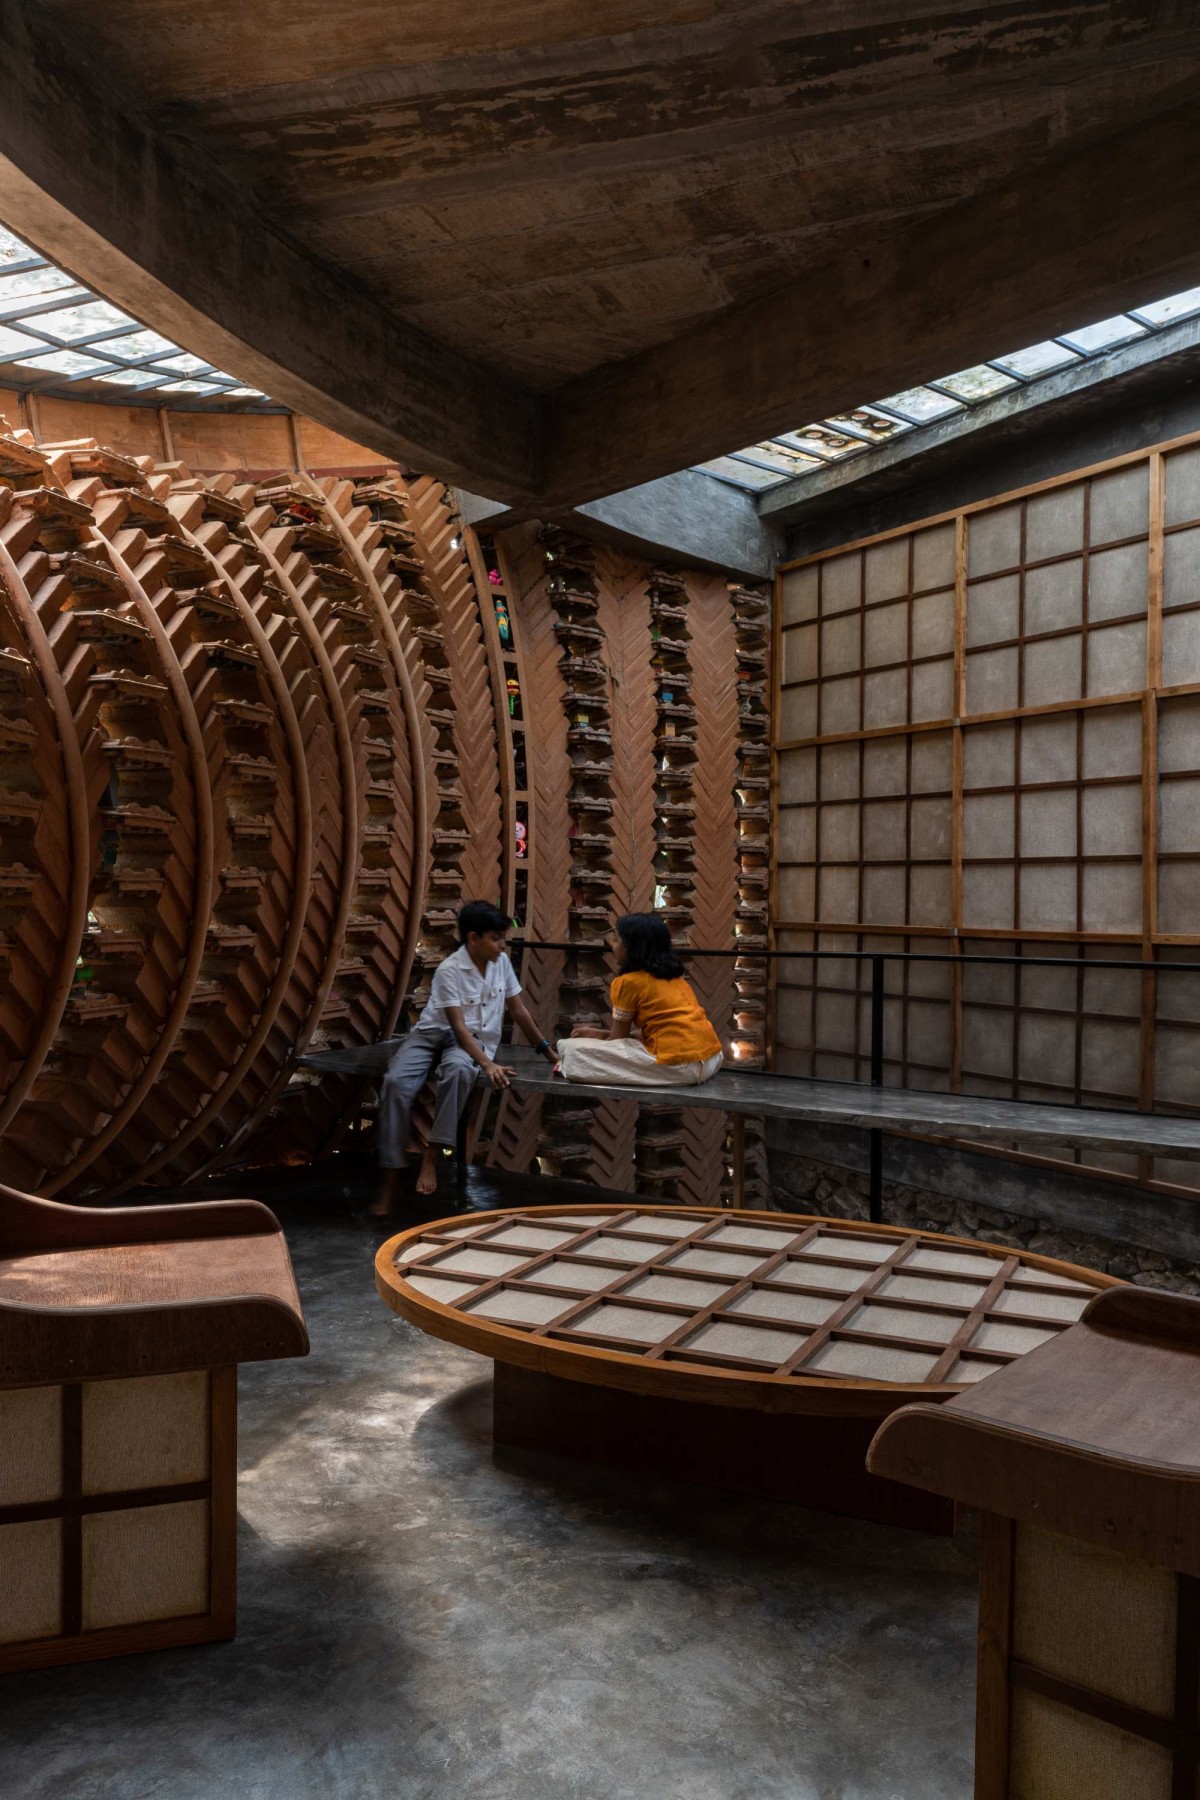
[6,3,1200,506]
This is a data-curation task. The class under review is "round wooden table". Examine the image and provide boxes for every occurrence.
[376,1204,1116,1531]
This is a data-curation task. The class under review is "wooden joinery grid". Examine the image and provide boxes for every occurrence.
[730,579,773,1203]
[974,1514,1200,1800]
[484,523,571,1177]
[0,1366,237,1675]
[384,1205,1109,1394]
[635,565,700,1204]
[465,527,530,928]
[773,427,1200,1202]
[404,476,502,909]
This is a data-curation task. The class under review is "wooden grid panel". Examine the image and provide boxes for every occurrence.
[776,730,955,933]
[961,706,1143,936]
[393,1206,1103,1389]
[773,427,1200,1206]
[980,1514,1200,1800]
[0,1367,235,1673]
[777,521,956,743]
[774,928,957,1091]
[963,466,1151,717]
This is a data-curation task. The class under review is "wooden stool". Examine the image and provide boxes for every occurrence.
[869,1286,1200,1798]
[0,1182,307,1673]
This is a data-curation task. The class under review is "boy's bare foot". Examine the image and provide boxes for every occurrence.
[415,1147,440,1196]
[369,1170,399,1218]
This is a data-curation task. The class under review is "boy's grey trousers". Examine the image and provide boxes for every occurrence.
[377,1027,484,1169]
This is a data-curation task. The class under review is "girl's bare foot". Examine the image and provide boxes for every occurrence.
[415,1146,440,1196]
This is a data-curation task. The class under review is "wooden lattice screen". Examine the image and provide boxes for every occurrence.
[772,428,1200,1199]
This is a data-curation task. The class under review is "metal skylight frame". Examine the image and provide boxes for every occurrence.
[696,287,1200,496]
[0,225,276,410]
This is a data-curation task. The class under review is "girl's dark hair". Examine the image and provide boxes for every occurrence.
[617,912,685,980]
[458,899,509,943]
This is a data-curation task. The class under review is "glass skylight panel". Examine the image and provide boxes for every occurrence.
[696,456,783,490]
[731,441,823,477]
[1130,287,1200,328]
[152,352,213,376]
[14,349,111,377]
[0,229,39,268]
[95,368,167,389]
[27,298,135,343]
[777,426,864,460]
[0,267,81,310]
[697,281,1200,497]
[932,364,1020,404]
[1059,315,1146,354]
[826,406,913,442]
[101,329,179,362]
[991,340,1081,379]
[221,385,267,398]
[157,378,223,395]
[874,386,964,423]
[0,324,48,361]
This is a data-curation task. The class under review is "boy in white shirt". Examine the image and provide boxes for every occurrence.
[373,900,554,1211]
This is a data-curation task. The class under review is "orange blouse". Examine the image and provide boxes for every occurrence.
[610,970,723,1066]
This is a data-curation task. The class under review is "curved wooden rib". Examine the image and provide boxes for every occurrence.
[304,474,430,1029]
[209,508,361,1165]
[0,523,91,1137]
[40,523,216,1193]
[404,474,501,904]
[112,517,313,1188]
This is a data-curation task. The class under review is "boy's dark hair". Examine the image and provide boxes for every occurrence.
[617,912,685,981]
[458,899,509,944]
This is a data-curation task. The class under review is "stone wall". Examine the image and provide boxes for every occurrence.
[767,1133,1200,1293]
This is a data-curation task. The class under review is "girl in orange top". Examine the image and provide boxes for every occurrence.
[557,913,724,1087]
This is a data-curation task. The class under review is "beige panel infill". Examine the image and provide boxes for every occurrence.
[1009,1687,1172,1800]
[0,1386,62,1506]
[82,1500,210,1630]
[1012,1523,1177,1717]
[0,1519,62,1644]
[82,1371,209,1496]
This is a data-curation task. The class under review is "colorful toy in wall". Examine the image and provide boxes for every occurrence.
[493,594,512,641]
[515,820,527,858]
[508,677,522,716]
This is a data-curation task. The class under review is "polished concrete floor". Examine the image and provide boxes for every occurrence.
[0,1166,978,1799]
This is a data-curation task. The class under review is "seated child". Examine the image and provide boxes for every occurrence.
[373,900,554,1211]
[557,912,723,1087]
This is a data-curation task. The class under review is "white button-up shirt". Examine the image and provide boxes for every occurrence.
[414,945,521,1058]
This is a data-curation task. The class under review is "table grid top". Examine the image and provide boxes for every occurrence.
[389,1207,1108,1391]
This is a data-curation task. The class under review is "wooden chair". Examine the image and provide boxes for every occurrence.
[869,1286,1200,1798]
[0,1181,307,1673]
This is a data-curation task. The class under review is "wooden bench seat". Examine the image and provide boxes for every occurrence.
[0,1181,307,1673]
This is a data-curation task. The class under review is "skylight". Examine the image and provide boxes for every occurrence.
[0,225,276,410]
[698,284,1200,496]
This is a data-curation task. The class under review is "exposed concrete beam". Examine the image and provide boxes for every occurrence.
[568,470,782,581]
[0,3,541,502]
[5,1,1200,516]
[454,469,781,581]
[543,87,1200,507]
[760,314,1200,530]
